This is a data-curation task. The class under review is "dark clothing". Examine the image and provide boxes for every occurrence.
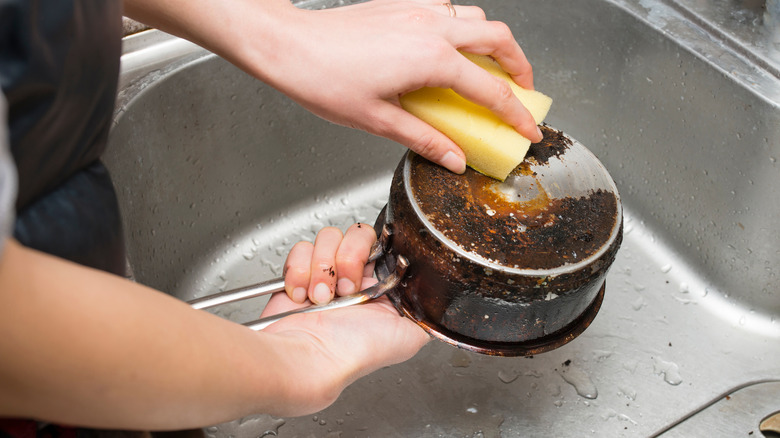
[0,0,127,436]
[0,0,126,274]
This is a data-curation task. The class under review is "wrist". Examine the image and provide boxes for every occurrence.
[254,328,347,417]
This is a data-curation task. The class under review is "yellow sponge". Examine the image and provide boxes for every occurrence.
[400,52,552,181]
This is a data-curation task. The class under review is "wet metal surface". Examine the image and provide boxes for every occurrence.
[110,0,780,435]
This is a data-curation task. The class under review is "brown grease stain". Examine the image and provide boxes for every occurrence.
[409,126,618,270]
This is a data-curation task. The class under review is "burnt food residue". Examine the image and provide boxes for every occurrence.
[528,124,572,165]
[410,126,617,270]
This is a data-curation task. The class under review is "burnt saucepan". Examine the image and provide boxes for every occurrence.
[190,126,623,357]
[375,125,623,356]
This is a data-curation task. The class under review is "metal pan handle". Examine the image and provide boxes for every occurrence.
[242,255,407,330]
[188,225,398,330]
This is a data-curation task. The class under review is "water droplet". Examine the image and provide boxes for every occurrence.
[524,369,544,378]
[557,362,598,399]
[449,349,472,368]
[679,282,689,293]
[466,407,478,414]
[593,350,613,362]
[631,297,646,311]
[653,357,683,385]
[618,385,637,400]
[661,264,672,273]
[498,370,519,384]
[232,415,286,437]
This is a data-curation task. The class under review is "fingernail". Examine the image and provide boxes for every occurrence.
[536,126,544,142]
[337,278,355,295]
[441,151,466,174]
[292,287,307,303]
[312,283,332,304]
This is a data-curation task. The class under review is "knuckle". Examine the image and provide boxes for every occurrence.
[314,262,337,282]
[489,79,516,116]
[406,7,439,25]
[495,79,515,103]
[336,254,364,273]
[490,20,514,42]
[365,114,394,138]
[409,132,440,158]
[465,5,487,20]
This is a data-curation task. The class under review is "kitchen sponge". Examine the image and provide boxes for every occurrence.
[400,53,552,181]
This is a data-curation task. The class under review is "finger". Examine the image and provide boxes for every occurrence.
[437,52,542,143]
[445,19,534,90]
[491,45,534,92]
[368,100,466,173]
[334,223,378,296]
[308,227,344,304]
[283,241,314,304]
[480,22,534,90]
[362,263,376,280]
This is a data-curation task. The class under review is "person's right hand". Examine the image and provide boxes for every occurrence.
[125,0,542,175]
[243,0,542,174]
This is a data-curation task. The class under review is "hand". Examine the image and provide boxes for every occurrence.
[259,293,430,415]
[258,224,430,415]
[282,223,377,305]
[242,0,542,174]
[125,0,542,173]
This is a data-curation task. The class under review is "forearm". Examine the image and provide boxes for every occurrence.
[122,0,296,85]
[122,0,542,173]
[0,240,328,429]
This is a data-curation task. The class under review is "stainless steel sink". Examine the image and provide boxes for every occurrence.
[107,0,780,436]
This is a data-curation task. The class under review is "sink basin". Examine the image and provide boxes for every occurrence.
[107,0,780,436]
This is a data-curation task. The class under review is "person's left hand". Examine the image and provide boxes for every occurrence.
[256,223,430,415]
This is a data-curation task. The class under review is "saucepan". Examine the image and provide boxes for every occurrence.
[189,126,623,356]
